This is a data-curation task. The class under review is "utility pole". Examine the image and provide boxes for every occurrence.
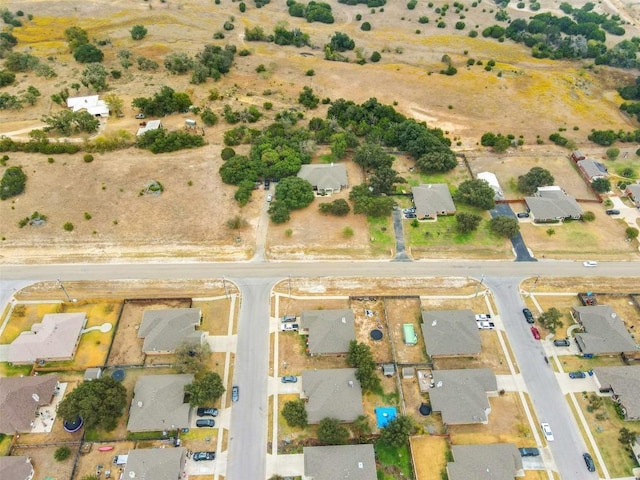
[530,274,541,296]
[474,274,485,298]
[56,279,76,303]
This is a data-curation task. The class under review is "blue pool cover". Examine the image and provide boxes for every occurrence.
[375,406,398,428]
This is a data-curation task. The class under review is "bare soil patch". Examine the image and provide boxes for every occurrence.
[521,276,640,294]
[74,441,135,480]
[386,298,427,364]
[11,445,76,480]
[352,298,393,363]
[273,297,350,319]
[106,298,190,366]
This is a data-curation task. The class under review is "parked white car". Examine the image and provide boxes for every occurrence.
[477,321,495,330]
[281,323,299,332]
[475,314,492,320]
[541,422,554,441]
[583,261,598,267]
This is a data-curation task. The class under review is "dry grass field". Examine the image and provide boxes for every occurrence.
[1,0,638,262]
[410,435,450,480]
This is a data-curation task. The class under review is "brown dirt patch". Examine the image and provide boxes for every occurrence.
[106,298,190,366]
[273,296,350,318]
[385,298,426,364]
[400,376,445,434]
[352,298,393,363]
[521,276,640,294]
[11,445,76,480]
[447,392,530,445]
[74,441,135,480]
[410,435,450,480]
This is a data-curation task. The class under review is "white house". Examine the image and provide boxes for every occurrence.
[66,95,109,117]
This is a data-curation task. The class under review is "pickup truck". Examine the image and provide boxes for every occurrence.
[477,321,495,330]
[281,323,299,332]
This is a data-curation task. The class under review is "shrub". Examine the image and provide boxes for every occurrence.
[239,2,246,12]
[605,147,620,160]
[83,154,94,163]
[0,165,27,200]
[130,25,148,40]
[63,222,74,232]
[371,51,381,62]
[361,22,371,31]
[305,69,315,76]
[455,21,465,29]
[582,211,595,222]
[221,147,236,161]
[54,447,71,462]
[319,198,350,216]
[84,212,92,220]
[343,226,354,238]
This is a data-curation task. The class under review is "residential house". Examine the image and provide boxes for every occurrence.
[632,435,640,465]
[477,172,504,199]
[123,448,186,480]
[0,375,59,434]
[301,368,364,423]
[299,309,355,355]
[411,184,456,220]
[136,119,163,136]
[8,313,87,365]
[593,366,640,421]
[127,374,193,432]
[447,444,523,480]
[524,186,583,222]
[66,95,109,117]
[0,456,34,480]
[626,184,640,206]
[297,163,348,195]
[303,444,376,480]
[428,369,497,425]
[420,310,482,357]
[572,305,636,356]
[138,308,204,354]
[571,151,586,162]
[577,159,608,181]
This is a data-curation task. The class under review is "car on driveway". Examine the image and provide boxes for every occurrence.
[583,261,598,267]
[193,451,216,461]
[517,212,530,218]
[197,407,219,417]
[518,447,540,457]
[583,453,596,472]
[264,180,270,190]
[231,385,239,402]
[475,314,491,320]
[266,194,273,202]
[522,308,534,324]
[281,323,299,332]
[530,326,541,340]
[541,422,554,441]
[135,113,146,119]
[605,209,620,215]
[281,376,298,383]
[569,371,586,379]
[405,213,417,219]
[477,321,495,330]
[196,419,215,428]
[554,339,571,347]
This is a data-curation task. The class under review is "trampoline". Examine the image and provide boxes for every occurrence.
[63,416,83,433]
[375,406,398,428]
[419,403,432,416]
[111,369,125,382]
[370,329,383,341]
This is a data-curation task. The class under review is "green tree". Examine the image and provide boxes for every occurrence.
[379,415,414,447]
[317,417,349,445]
[619,427,637,445]
[455,212,482,233]
[370,51,381,62]
[282,399,308,428]
[347,340,381,392]
[517,167,554,195]
[57,377,127,431]
[174,340,211,374]
[319,198,350,216]
[201,107,219,126]
[1,165,27,200]
[353,143,393,171]
[64,26,89,51]
[328,32,355,52]
[489,215,520,238]
[81,63,108,91]
[130,25,148,40]
[185,371,226,406]
[415,150,457,172]
[298,86,319,109]
[349,184,396,217]
[275,177,314,210]
[626,227,639,240]
[538,307,563,334]
[493,134,511,153]
[330,133,348,159]
[73,43,104,63]
[268,200,291,224]
[369,164,405,195]
[164,52,194,74]
[104,93,123,117]
[591,177,611,193]
[54,446,71,462]
[0,69,16,87]
[42,110,100,136]
[454,179,495,209]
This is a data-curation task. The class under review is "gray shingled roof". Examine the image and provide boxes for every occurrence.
[573,305,637,355]
[127,374,193,432]
[123,448,185,480]
[297,164,348,191]
[302,368,364,423]
[138,308,203,354]
[412,184,456,219]
[447,444,522,480]
[421,310,482,357]
[304,444,376,480]
[627,184,640,202]
[0,375,59,434]
[8,312,87,364]
[0,456,34,480]
[429,369,497,425]
[593,366,640,420]
[300,309,355,355]
[524,186,583,221]
[577,159,608,180]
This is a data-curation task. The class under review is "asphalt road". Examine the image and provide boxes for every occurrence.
[486,277,597,480]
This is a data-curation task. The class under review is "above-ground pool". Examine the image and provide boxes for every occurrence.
[375,406,398,428]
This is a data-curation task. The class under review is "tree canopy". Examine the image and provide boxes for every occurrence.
[347,340,381,392]
[454,179,495,210]
[185,371,226,406]
[1,165,27,200]
[57,377,127,431]
[538,307,563,334]
[317,417,349,444]
[73,44,104,63]
[349,184,396,217]
[130,25,148,40]
[42,110,100,136]
[517,167,554,195]
[489,215,520,238]
[591,177,611,193]
[379,415,414,447]
[455,212,482,234]
[174,340,211,374]
[282,399,308,428]
[132,86,192,117]
[274,177,315,210]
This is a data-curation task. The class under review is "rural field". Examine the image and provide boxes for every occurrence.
[0,0,639,262]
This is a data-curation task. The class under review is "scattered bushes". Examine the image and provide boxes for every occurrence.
[137,129,205,154]
[319,198,350,216]
[0,165,27,200]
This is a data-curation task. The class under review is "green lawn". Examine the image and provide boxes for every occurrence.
[368,216,394,253]
[375,440,414,480]
[0,362,32,377]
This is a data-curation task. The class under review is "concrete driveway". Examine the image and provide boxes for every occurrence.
[609,196,640,228]
[491,204,536,262]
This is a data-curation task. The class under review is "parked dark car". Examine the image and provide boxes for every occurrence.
[193,451,216,461]
[264,180,270,190]
[522,308,534,324]
[518,447,540,457]
[569,371,586,379]
[554,339,571,347]
[583,453,596,472]
[231,385,239,402]
[281,376,298,383]
[405,213,417,219]
[196,419,215,428]
[196,408,219,417]
[517,212,530,218]
[605,209,620,215]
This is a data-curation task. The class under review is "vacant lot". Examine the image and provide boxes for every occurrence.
[107,298,191,366]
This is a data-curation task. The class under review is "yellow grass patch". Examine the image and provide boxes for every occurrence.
[410,435,450,480]
[0,303,61,345]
